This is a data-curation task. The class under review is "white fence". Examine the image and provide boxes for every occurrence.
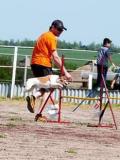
[0,45,120,101]
[0,83,120,104]
[0,45,97,99]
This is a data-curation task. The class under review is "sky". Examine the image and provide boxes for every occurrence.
[0,0,120,45]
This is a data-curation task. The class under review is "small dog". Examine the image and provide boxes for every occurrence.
[25,75,68,94]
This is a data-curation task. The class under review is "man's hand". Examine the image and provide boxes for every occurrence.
[111,79,116,89]
[111,84,114,89]
[64,71,72,81]
[112,63,116,68]
[52,51,72,81]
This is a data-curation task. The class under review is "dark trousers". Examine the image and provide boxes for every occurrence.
[96,64,108,87]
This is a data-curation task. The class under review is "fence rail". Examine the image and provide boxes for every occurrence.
[0,45,97,98]
[0,45,120,99]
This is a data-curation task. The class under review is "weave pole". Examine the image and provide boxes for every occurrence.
[58,54,64,122]
[98,74,117,129]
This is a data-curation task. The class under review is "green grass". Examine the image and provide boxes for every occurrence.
[58,49,97,59]
[58,49,120,67]
[65,148,77,154]
[0,47,120,69]
[58,49,97,69]
[0,134,6,139]
[18,48,33,55]
[0,47,14,54]
[112,53,120,66]
[6,123,16,128]
[9,117,22,122]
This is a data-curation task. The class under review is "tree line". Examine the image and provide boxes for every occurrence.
[0,39,120,53]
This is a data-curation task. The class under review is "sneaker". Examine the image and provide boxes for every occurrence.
[34,113,42,122]
[47,104,58,117]
[26,95,35,113]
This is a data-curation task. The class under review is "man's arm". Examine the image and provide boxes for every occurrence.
[52,51,72,80]
[111,74,118,89]
[108,55,115,67]
[111,79,116,89]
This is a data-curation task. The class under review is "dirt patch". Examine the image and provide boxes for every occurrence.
[0,99,120,160]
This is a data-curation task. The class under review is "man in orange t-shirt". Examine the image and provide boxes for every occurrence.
[26,20,72,121]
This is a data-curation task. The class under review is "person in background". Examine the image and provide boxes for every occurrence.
[26,20,72,121]
[96,38,115,87]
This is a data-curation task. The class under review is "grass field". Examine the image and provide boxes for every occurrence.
[0,46,120,69]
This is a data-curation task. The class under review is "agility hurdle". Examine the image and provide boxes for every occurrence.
[69,67,118,129]
[63,95,118,130]
[98,74,117,129]
[38,55,70,124]
[37,55,118,129]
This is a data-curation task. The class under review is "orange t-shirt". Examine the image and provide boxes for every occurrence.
[31,31,57,67]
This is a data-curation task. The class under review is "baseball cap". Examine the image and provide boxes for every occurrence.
[51,20,67,31]
[103,38,112,45]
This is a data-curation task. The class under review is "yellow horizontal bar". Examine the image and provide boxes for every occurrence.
[108,97,120,100]
[62,96,99,100]
[62,96,120,100]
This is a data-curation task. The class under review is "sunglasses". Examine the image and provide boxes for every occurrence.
[57,27,63,32]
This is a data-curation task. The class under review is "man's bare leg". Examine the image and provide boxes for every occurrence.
[26,89,45,113]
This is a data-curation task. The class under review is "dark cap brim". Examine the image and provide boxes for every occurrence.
[63,27,67,31]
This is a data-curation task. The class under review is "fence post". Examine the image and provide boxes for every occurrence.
[23,55,28,86]
[10,46,18,99]
[92,60,95,72]
[88,74,93,89]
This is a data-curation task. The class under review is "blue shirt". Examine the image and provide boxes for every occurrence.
[97,47,111,66]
